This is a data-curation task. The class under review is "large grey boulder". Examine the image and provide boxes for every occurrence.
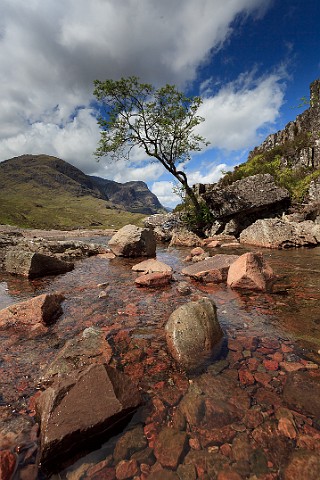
[165,298,223,371]
[240,218,318,248]
[4,248,74,278]
[181,254,239,283]
[36,364,142,473]
[197,174,290,235]
[108,224,156,257]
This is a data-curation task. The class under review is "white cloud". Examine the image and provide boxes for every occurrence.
[151,181,181,208]
[0,0,273,173]
[197,71,286,150]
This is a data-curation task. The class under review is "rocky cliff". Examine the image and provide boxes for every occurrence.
[248,79,320,170]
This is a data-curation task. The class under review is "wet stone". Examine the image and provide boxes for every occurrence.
[177,463,197,480]
[0,449,17,480]
[154,427,188,469]
[113,424,147,463]
[283,449,320,480]
[115,459,139,479]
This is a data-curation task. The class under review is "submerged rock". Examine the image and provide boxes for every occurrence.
[109,224,156,257]
[165,298,223,371]
[227,252,276,292]
[135,272,173,288]
[36,364,142,473]
[283,370,320,418]
[181,254,239,283]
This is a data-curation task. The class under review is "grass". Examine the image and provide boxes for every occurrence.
[0,185,146,230]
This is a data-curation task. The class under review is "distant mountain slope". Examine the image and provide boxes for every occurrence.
[0,154,163,229]
[90,176,164,214]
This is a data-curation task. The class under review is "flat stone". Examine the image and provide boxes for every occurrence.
[135,272,172,288]
[154,427,188,469]
[181,255,239,283]
[36,364,142,473]
[132,259,172,273]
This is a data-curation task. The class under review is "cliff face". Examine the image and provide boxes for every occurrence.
[248,79,320,169]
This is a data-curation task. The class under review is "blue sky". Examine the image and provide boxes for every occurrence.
[0,0,319,207]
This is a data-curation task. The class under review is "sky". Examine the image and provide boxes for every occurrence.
[0,0,319,208]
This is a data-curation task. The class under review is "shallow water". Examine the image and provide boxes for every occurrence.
[1,241,320,477]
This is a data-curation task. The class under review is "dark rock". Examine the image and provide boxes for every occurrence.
[154,427,188,469]
[144,213,183,242]
[108,225,156,257]
[283,370,320,418]
[197,174,290,235]
[0,449,17,480]
[227,252,276,292]
[181,254,239,283]
[240,218,319,248]
[36,364,142,473]
[165,298,223,371]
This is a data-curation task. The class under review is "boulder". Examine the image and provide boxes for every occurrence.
[132,258,172,274]
[283,370,320,418]
[165,298,223,371]
[240,218,318,248]
[0,293,65,334]
[144,213,183,242]
[108,225,156,257]
[227,252,276,292]
[40,327,113,384]
[169,230,203,247]
[198,174,290,235]
[135,272,172,288]
[36,364,142,473]
[181,255,239,283]
[4,249,74,278]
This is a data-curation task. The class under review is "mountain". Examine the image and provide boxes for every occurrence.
[0,154,164,229]
[220,79,320,202]
[90,176,164,215]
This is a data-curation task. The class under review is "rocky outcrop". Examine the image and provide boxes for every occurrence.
[240,218,319,248]
[165,298,223,371]
[36,364,142,473]
[181,254,239,283]
[248,79,320,170]
[195,174,290,236]
[227,252,276,292]
[109,224,156,257]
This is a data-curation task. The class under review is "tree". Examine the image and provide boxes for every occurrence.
[93,76,209,214]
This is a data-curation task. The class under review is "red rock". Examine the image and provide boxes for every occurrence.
[247,357,260,371]
[239,368,255,386]
[87,458,113,477]
[135,272,172,288]
[132,259,172,274]
[237,335,259,350]
[116,459,139,479]
[281,343,294,353]
[154,427,188,469]
[272,352,284,362]
[254,388,282,408]
[220,443,232,457]
[189,437,201,450]
[198,425,237,447]
[182,255,239,283]
[261,338,280,349]
[0,450,17,480]
[190,247,205,256]
[18,464,39,480]
[228,339,243,351]
[207,241,221,248]
[263,359,279,371]
[0,292,65,333]
[227,252,276,292]
[277,417,296,439]
[283,370,320,418]
[243,409,264,429]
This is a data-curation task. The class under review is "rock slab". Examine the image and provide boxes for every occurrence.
[108,225,156,257]
[36,364,142,473]
[165,298,223,371]
[5,249,74,278]
[181,254,239,283]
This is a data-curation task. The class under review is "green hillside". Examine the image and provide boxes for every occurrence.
[0,155,146,229]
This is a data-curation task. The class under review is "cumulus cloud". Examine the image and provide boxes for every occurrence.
[0,0,274,177]
[197,71,286,150]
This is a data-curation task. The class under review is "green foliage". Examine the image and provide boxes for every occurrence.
[174,193,213,235]
[219,132,319,202]
[93,76,209,221]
